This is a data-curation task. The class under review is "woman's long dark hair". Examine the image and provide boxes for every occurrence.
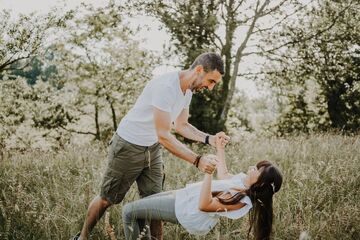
[212,160,283,240]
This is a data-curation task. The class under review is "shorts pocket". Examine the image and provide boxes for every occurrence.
[109,135,129,156]
[101,169,126,204]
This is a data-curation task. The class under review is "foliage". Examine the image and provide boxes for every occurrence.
[0,2,159,150]
[8,54,58,85]
[0,8,76,150]
[0,77,75,150]
[0,8,72,74]
[225,91,254,136]
[51,2,159,141]
[0,77,31,149]
[262,0,360,135]
[136,0,305,133]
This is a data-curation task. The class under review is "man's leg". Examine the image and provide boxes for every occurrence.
[150,162,166,240]
[79,196,112,240]
[75,133,145,239]
[150,220,163,240]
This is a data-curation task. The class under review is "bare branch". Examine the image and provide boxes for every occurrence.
[59,125,97,136]
[0,56,30,72]
[245,0,355,56]
[237,14,255,25]
[254,0,261,13]
[214,33,225,47]
[237,70,278,77]
[252,2,311,34]
[220,2,227,22]
[3,56,36,72]
[259,0,287,18]
[233,0,246,14]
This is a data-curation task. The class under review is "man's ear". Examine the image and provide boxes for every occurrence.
[195,65,204,73]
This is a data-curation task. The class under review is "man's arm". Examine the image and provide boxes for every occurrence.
[153,107,217,174]
[174,108,216,146]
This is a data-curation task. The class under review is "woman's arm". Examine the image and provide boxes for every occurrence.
[216,136,233,180]
[198,173,245,212]
[198,174,213,210]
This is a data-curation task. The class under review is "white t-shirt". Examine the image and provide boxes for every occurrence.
[117,71,193,146]
[175,173,253,235]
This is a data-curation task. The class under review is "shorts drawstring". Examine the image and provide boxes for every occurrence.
[147,149,151,169]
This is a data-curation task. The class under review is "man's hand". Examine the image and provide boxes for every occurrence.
[209,132,230,147]
[198,154,218,174]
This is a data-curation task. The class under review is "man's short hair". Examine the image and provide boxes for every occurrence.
[190,52,225,75]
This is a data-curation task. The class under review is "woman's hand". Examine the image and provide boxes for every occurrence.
[214,133,233,180]
[215,133,228,150]
[210,132,230,148]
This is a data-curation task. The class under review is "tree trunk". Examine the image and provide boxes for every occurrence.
[110,101,117,131]
[326,78,352,130]
[95,104,101,140]
[220,0,269,126]
[215,0,236,131]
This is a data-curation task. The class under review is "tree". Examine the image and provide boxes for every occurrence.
[52,2,159,141]
[0,2,158,150]
[135,0,305,133]
[0,9,72,74]
[225,90,253,134]
[0,77,31,150]
[0,76,74,151]
[0,9,74,151]
[262,0,360,134]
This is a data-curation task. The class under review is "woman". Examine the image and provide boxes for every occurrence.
[122,136,283,240]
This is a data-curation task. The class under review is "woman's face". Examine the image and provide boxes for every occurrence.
[247,165,262,186]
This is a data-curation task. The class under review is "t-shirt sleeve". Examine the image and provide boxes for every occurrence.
[184,90,193,109]
[151,84,175,112]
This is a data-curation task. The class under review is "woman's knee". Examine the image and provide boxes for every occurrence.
[122,203,134,222]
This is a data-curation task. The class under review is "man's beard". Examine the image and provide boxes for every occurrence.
[194,86,206,92]
[191,76,204,92]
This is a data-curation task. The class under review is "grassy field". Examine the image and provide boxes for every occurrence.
[0,134,359,240]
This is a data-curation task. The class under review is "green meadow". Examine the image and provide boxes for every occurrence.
[1,134,359,239]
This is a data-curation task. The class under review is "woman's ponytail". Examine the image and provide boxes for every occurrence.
[246,161,283,240]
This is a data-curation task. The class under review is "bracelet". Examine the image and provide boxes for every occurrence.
[205,135,210,145]
[193,155,202,168]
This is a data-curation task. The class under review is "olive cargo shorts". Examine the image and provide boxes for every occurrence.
[100,133,164,204]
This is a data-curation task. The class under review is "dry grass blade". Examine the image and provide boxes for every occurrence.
[104,211,116,240]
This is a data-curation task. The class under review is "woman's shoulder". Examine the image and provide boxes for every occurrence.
[181,173,246,193]
[231,172,247,180]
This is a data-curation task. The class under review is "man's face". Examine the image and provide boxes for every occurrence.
[191,67,222,92]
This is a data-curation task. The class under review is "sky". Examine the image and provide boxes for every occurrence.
[0,0,261,98]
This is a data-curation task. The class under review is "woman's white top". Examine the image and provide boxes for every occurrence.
[175,173,253,235]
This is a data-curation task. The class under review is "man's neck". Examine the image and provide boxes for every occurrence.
[178,69,195,93]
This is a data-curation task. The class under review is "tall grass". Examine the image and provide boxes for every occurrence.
[0,134,359,239]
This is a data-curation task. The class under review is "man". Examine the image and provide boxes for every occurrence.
[72,52,230,240]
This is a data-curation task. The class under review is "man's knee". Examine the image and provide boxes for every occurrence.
[90,196,112,210]
[102,196,113,206]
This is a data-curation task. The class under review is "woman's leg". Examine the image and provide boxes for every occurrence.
[122,191,178,240]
